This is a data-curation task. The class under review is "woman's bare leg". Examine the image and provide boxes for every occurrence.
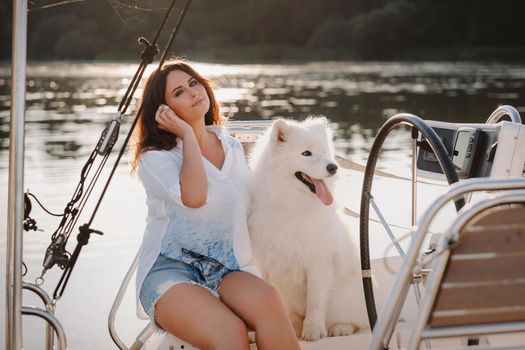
[155,283,250,350]
[219,271,301,350]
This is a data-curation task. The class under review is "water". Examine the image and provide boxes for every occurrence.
[1,61,524,348]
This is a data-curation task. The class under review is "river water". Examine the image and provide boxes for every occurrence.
[1,61,524,348]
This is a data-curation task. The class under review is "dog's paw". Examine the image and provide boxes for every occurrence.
[301,323,327,341]
[328,322,359,337]
[290,313,303,338]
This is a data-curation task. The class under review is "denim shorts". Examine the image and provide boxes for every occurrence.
[139,249,237,320]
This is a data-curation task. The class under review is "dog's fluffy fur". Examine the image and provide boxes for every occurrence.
[248,117,368,341]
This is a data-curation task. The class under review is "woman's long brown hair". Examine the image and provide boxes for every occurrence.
[131,60,222,174]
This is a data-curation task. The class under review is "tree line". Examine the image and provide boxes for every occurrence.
[1,0,525,62]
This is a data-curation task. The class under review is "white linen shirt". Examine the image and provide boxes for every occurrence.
[135,126,259,319]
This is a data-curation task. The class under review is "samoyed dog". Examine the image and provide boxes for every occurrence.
[248,117,368,341]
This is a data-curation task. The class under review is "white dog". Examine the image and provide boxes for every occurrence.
[247,117,368,341]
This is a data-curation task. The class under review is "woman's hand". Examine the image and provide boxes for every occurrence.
[155,104,193,139]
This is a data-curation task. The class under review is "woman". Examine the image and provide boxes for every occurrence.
[131,60,300,350]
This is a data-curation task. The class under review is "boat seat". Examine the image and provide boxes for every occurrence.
[406,199,525,349]
[430,204,525,328]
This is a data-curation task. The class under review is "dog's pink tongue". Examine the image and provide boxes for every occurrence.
[312,178,333,206]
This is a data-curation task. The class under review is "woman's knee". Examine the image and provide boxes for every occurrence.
[256,284,287,317]
[202,316,249,350]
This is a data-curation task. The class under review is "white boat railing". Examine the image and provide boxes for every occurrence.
[22,282,56,349]
[486,105,522,124]
[108,253,157,350]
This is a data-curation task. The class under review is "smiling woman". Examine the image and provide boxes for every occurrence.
[131,60,222,174]
[130,59,301,350]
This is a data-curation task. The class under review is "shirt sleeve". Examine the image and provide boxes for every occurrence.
[137,149,191,208]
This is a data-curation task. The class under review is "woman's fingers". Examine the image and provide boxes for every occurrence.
[155,105,172,126]
[155,105,166,123]
[165,109,178,119]
[155,104,186,135]
[157,105,177,121]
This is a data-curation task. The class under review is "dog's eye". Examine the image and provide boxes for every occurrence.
[301,150,312,156]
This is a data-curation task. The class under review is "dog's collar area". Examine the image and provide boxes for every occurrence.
[295,171,316,193]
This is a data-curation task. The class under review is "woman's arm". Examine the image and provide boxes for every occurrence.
[155,105,207,208]
[179,132,207,207]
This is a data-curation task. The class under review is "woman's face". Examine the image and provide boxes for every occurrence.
[164,70,210,124]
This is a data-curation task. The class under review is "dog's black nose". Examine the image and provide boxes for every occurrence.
[327,163,338,175]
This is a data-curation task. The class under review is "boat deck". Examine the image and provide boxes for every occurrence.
[144,254,525,349]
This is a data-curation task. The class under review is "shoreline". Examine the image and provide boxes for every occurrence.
[2,46,525,66]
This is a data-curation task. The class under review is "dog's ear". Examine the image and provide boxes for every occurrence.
[271,119,289,143]
[311,116,328,128]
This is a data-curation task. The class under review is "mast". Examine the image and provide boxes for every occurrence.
[6,0,27,348]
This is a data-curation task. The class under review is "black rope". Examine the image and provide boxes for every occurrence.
[117,52,150,113]
[158,0,193,65]
[54,224,103,299]
[63,152,112,246]
[52,0,193,300]
[140,37,160,64]
[50,149,97,240]
[26,192,64,217]
[48,149,97,241]
[116,0,177,114]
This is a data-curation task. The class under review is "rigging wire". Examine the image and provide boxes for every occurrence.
[28,0,87,12]
[106,0,137,38]
[110,0,168,12]
[106,0,172,40]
